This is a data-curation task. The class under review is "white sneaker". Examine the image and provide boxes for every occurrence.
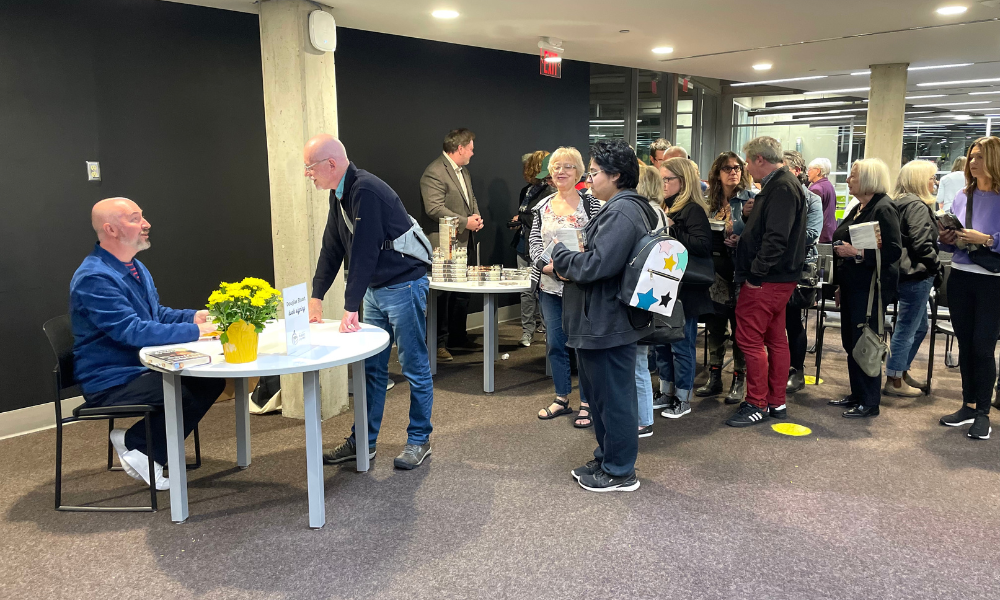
[110,429,141,481]
[121,449,169,491]
[519,333,532,347]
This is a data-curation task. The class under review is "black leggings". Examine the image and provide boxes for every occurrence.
[948,268,1000,414]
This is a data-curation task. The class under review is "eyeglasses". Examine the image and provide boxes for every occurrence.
[662,176,681,184]
[304,158,331,172]
[720,165,742,174]
[550,164,579,173]
[586,168,604,180]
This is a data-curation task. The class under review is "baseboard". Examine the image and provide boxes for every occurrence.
[0,397,85,441]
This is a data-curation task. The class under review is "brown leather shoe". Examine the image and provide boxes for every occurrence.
[437,347,454,362]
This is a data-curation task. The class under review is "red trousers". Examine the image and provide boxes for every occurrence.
[735,281,797,409]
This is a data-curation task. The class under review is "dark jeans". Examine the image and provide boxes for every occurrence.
[705,309,745,371]
[786,306,807,371]
[538,291,586,401]
[949,268,1000,415]
[839,284,884,407]
[83,371,225,465]
[578,343,638,478]
[436,291,470,348]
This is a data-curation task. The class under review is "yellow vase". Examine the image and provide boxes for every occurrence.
[222,320,259,363]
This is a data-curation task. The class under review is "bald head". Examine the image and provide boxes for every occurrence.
[304,134,349,191]
[92,197,150,260]
[664,146,688,160]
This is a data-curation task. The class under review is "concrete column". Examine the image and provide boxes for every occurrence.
[259,0,347,419]
[864,63,908,181]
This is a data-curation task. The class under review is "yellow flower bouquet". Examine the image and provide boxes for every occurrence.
[206,278,282,363]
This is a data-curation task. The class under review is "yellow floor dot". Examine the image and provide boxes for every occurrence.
[771,422,812,436]
[803,376,823,385]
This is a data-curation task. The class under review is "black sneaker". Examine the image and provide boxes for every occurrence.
[651,390,674,410]
[323,438,376,465]
[940,405,977,427]
[571,459,601,481]
[726,402,770,428]
[638,424,653,438]
[393,443,431,469]
[968,415,992,440]
[578,470,640,492]
[769,404,787,419]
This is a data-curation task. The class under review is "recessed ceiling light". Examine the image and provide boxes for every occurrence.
[913,101,992,107]
[918,77,1000,86]
[906,94,948,99]
[909,62,974,71]
[936,6,969,15]
[431,9,459,19]
[954,114,973,120]
[730,75,827,87]
[970,90,1000,95]
[753,63,773,71]
[804,87,871,95]
[652,47,674,54]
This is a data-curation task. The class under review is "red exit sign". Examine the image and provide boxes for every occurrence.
[539,49,562,79]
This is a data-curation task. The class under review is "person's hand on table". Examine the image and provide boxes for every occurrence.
[834,242,858,258]
[957,228,993,247]
[193,310,210,324]
[308,298,324,323]
[339,311,361,334]
[197,322,218,336]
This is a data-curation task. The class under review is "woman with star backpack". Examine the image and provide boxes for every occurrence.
[654,157,713,419]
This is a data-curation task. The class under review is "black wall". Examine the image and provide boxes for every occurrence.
[0,0,272,413]
[335,28,590,272]
[0,3,589,414]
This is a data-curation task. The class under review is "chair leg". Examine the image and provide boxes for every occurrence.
[190,425,201,470]
[145,417,157,512]
[55,419,64,510]
[107,419,115,471]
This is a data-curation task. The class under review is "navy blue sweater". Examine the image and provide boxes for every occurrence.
[70,244,199,394]
[312,163,427,311]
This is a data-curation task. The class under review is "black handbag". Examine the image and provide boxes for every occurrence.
[681,254,715,285]
[637,299,686,345]
[963,190,1000,273]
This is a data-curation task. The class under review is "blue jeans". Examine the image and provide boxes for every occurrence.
[538,291,586,402]
[351,275,434,448]
[654,315,699,393]
[886,277,933,377]
[635,345,653,426]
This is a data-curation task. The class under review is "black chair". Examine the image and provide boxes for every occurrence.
[43,315,200,512]
[926,262,956,395]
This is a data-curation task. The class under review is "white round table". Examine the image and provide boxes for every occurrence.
[427,280,532,392]
[140,320,389,528]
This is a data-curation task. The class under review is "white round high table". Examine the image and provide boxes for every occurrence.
[139,320,389,529]
[427,280,532,392]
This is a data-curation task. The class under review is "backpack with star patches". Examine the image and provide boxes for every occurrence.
[618,197,689,344]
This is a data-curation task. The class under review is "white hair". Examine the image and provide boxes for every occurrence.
[808,157,832,178]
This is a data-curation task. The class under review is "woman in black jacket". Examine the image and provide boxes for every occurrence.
[655,157,713,419]
[828,158,903,418]
[509,151,553,346]
[885,160,940,397]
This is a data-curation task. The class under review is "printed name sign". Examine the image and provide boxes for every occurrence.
[282,283,311,355]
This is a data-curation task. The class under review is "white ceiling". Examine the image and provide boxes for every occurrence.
[165,0,1000,113]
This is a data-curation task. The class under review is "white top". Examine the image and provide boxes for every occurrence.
[442,152,470,206]
[430,281,532,294]
[938,171,966,212]
[139,320,390,378]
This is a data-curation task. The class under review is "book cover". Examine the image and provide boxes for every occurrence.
[145,348,212,371]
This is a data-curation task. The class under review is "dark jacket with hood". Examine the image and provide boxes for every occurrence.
[892,193,940,282]
[666,195,714,319]
[551,189,653,349]
[734,167,808,286]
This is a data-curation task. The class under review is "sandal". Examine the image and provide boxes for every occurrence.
[538,397,573,420]
[573,404,593,429]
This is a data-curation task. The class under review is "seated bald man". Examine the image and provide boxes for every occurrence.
[70,198,223,490]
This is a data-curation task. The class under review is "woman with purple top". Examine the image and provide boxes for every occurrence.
[938,136,1000,440]
[808,157,837,243]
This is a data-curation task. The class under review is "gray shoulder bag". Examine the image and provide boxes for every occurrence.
[852,247,890,377]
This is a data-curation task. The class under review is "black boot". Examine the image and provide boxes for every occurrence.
[786,367,805,394]
[695,367,723,397]
[725,371,746,404]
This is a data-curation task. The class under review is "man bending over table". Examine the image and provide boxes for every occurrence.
[305,134,435,470]
[71,198,222,490]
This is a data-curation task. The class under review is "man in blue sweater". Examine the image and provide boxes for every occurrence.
[71,198,222,490]
[305,134,434,470]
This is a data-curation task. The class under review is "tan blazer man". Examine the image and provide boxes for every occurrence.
[421,128,483,248]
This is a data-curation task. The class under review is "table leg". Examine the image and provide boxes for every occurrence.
[163,372,188,523]
[234,377,251,468]
[492,297,499,357]
[427,289,438,376]
[302,370,325,529]
[484,293,495,393]
[351,360,370,472]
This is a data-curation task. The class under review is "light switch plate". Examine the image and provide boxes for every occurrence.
[86,161,101,181]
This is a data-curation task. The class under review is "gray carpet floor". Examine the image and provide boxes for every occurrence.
[2,321,999,600]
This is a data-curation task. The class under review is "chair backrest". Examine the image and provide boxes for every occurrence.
[42,315,78,397]
[936,262,952,308]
